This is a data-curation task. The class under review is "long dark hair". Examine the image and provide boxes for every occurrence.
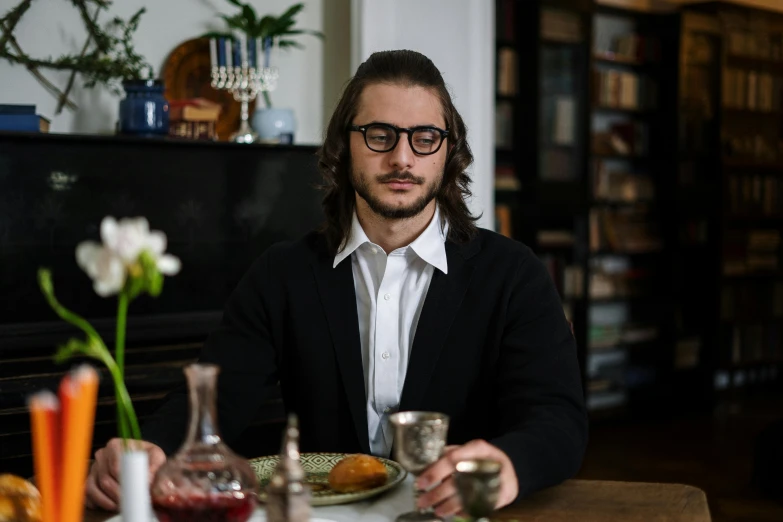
[316,49,479,255]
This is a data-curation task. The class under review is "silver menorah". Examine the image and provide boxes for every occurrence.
[209,36,279,144]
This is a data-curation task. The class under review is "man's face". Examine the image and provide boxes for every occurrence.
[349,83,448,220]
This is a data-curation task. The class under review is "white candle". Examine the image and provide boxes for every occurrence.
[239,34,247,66]
[225,39,233,68]
[209,38,217,69]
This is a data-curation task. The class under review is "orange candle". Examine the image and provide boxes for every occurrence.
[58,365,99,522]
[28,391,60,522]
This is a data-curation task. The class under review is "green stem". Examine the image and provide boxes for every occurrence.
[263,90,272,109]
[39,270,104,347]
[103,356,141,445]
[115,291,128,379]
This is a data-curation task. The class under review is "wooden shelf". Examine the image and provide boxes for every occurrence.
[590,249,662,257]
[723,157,783,171]
[593,105,652,116]
[592,153,650,164]
[722,107,783,118]
[725,54,783,74]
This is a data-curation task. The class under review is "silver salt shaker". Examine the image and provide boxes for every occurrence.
[265,413,311,522]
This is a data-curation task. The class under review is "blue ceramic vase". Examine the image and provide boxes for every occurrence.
[118,79,169,136]
[252,108,296,144]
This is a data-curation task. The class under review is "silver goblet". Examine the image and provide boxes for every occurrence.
[389,411,450,522]
[453,459,502,522]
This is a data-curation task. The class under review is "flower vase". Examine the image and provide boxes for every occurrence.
[150,363,257,522]
[251,108,296,144]
[121,449,152,522]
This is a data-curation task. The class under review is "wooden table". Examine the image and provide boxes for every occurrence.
[83,479,711,522]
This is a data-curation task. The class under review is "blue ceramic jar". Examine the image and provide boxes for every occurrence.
[118,79,169,136]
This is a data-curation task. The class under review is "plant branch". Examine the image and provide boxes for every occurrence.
[0,20,79,110]
[56,3,103,115]
[0,0,32,50]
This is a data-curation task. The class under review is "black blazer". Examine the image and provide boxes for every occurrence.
[143,228,588,500]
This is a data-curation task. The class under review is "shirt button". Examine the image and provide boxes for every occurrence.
[384,293,391,301]
[370,247,378,254]
[381,352,390,360]
[383,407,391,413]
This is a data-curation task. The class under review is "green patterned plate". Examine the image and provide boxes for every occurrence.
[249,452,407,506]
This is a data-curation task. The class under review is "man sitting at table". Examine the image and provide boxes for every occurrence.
[85,49,588,517]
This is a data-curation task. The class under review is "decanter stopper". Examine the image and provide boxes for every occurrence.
[265,413,311,522]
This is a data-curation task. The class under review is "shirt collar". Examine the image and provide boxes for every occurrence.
[332,206,449,274]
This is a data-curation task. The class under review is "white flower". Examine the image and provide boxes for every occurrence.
[76,241,125,297]
[76,216,181,297]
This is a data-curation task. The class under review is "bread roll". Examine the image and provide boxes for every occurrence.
[0,474,42,522]
[328,454,388,493]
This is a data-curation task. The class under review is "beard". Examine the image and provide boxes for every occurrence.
[351,168,443,219]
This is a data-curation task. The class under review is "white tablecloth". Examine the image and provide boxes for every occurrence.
[106,476,420,522]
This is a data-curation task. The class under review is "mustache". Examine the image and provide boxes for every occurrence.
[376,171,425,184]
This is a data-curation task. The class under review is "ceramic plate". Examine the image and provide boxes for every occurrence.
[103,512,339,522]
[249,452,407,506]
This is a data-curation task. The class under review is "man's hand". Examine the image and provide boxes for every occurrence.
[84,438,167,512]
[415,439,518,518]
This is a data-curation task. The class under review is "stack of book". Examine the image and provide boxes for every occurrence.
[0,104,50,133]
[168,98,221,140]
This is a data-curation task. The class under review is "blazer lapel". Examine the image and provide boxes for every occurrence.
[311,248,371,454]
[399,241,476,411]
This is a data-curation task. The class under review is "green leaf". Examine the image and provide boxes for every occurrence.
[277,3,305,27]
[242,4,257,28]
[220,13,247,32]
[277,39,304,50]
[224,0,244,7]
[200,31,233,40]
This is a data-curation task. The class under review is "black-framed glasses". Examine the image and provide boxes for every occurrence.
[349,122,449,155]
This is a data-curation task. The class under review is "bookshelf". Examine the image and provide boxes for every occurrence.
[494,0,593,383]
[676,2,783,408]
[585,4,679,416]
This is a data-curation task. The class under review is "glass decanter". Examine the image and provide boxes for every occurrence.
[150,363,258,522]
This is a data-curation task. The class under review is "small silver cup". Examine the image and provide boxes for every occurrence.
[389,411,450,522]
[453,459,502,522]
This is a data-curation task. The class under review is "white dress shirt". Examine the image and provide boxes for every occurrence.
[333,206,449,457]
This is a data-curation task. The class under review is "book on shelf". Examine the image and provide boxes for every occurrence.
[594,33,662,65]
[169,98,222,121]
[592,69,657,111]
[592,121,649,157]
[541,254,584,300]
[722,229,780,276]
[726,30,783,62]
[497,0,515,42]
[494,164,521,191]
[675,337,701,369]
[541,8,583,43]
[495,204,513,239]
[728,174,781,218]
[540,148,577,181]
[722,69,782,112]
[169,120,217,141]
[729,323,781,366]
[589,205,661,254]
[593,162,654,202]
[495,101,513,149]
[0,104,50,133]
[497,47,518,96]
[588,323,658,350]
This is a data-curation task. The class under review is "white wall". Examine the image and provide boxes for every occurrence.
[350,0,495,231]
[0,0,326,143]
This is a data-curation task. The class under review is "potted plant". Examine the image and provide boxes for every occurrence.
[38,217,181,522]
[204,1,324,143]
[0,2,167,134]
